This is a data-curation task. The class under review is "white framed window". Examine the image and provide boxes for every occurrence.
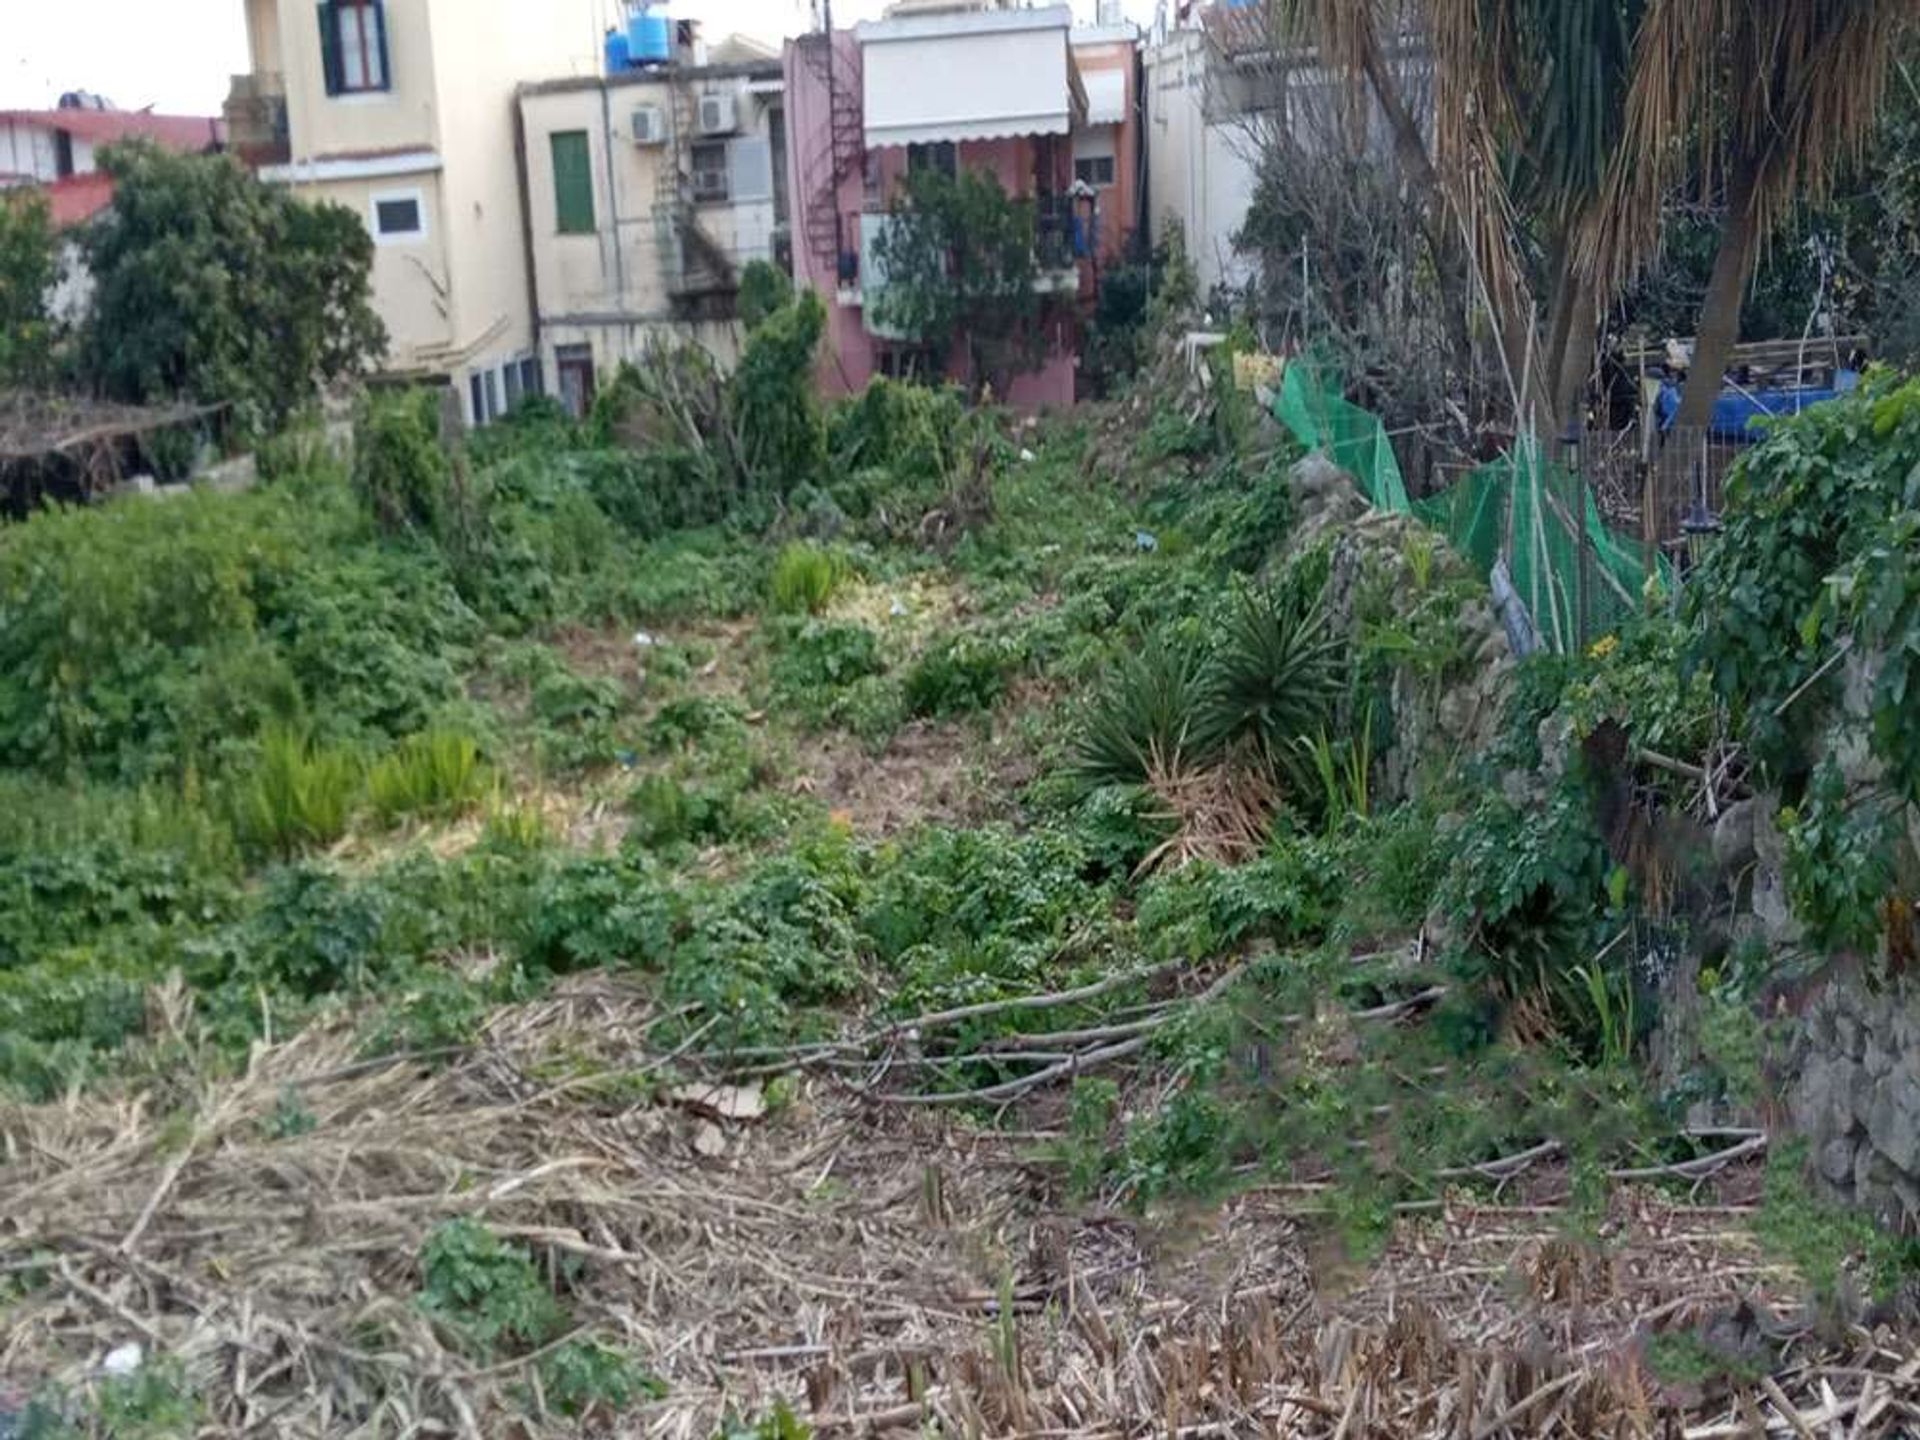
[369,188,425,243]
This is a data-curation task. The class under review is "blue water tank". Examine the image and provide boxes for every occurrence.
[629,6,673,64]
[605,28,632,73]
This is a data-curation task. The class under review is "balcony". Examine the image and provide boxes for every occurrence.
[838,194,1091,322]
[225,72,289,167]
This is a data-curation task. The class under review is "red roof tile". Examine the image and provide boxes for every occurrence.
[43,172,117,227]
[0,108,224,152]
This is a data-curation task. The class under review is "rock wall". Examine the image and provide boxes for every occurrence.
[1285,452,1513,807]
[1789,981,1920,1228]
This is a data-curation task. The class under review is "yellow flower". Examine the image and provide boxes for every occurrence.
[1588,634,1619,661]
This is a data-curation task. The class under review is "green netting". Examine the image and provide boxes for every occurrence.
[1274,359,1658,653]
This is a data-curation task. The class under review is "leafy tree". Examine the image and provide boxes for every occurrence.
[79,140,384,434]
[737,258,795,332]
[870,167,1056,399]
[0,189,58,387]
[730,286,827,492]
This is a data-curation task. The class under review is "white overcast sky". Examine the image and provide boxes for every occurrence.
[5,0,1158,116]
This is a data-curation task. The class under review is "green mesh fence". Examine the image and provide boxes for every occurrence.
[1274,359,1657,653]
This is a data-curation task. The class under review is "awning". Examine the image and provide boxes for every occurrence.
[1081,68,1126,126]
[859,5,1075,149]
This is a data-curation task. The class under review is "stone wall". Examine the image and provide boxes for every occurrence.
[1285,453,1514,808]
[1789,980,1920,1228]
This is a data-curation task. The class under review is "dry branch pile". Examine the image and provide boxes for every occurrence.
[2,976,1916,1438]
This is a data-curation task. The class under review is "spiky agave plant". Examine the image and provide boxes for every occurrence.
[1196,579,1345,795]
[1072,637,1214,788]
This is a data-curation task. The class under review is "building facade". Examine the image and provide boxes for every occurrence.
[1,103,225,226]
[517,35,789,416]
[1145,2,1427,299]
[784,2,1141,409]
[227,0,607,423]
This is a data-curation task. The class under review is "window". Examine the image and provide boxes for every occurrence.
[370,189,424,242]
[690,140,729,204]
[504,360,523,410]
[1074,155,1116,188]
[907,142,956,180]
[468,374,485,426]
[483,369,501,423]
[53,132,74,179]
[550,131,595,234]
[319,0,390,96]
[519,357,543,399]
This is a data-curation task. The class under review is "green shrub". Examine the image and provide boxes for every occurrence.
[768,542,845,616]
[354,387,452,534]
[628,773,736,849]
[233,726,362,857]
[537,1340,665,1420]
[902,633,1018,717]
[827,378,966,478]
[731,288,828,493]
[365,730,490,827]
[768,618,885,702]
[417,1217,563,1359]
[0,487,299,777]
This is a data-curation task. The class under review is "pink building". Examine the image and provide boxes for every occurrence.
[784,3,1140,409]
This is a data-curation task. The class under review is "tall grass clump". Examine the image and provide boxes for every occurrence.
[234,726,362,858]
[365,729,490,827]
[768,542,845,616]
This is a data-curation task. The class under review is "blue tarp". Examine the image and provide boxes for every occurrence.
[1657,369,1860,443]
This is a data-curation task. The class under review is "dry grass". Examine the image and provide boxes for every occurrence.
[3,978,1917,1437]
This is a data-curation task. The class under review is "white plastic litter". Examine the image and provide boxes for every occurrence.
[633,631,657,650]
[102,1344,143,1377]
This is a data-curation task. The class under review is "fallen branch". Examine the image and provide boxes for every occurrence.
[1607,1134,1768,1182]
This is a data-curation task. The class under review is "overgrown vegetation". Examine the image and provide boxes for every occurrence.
[5,206,1920,1432]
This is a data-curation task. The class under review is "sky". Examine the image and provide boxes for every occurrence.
[4,0,1159,117]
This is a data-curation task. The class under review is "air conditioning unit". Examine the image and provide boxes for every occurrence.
[631,105,667,145]
[697,92,738,136]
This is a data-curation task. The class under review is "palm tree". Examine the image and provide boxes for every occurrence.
[1261,0,1649,437]
[1584,1,1911,430]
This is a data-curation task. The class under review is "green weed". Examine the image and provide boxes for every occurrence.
[768,542,845,616]
[903,634,1018,718]
[233,726,362,858]
[365,729,490,826]
[417,1217,563,1359]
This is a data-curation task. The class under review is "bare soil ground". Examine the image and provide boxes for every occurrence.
[4,976,1914,1438]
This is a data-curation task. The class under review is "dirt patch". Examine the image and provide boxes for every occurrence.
[791,718,1037,839]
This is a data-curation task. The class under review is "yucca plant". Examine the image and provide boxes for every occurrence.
[1196,580,1344,793]
[1072,637,1214,787]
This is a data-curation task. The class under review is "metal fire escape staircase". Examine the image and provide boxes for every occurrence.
[797,30,864,286]
[655,78,738,312]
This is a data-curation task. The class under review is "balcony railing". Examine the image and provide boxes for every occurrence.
[224,72,289,167]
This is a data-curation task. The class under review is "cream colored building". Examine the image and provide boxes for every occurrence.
[228,0,610,422]
[517,42,787,415]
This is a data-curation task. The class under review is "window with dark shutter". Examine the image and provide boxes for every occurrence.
[319,0,389,96]
[550,131,595,234]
